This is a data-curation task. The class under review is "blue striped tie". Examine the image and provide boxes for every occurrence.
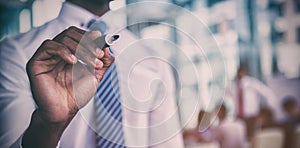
[94,61,126,148]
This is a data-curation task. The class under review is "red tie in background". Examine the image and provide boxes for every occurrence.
[237,81,244,118]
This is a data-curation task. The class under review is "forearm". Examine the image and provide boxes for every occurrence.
[22,110,72,148]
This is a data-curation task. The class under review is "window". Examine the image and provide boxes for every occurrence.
[32,0,62,27]
[19,9,31,33]
[206,0,226,7]
[294,0,300,13]
[297,26,300,44]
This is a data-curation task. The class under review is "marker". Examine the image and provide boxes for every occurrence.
[94,34,120,48]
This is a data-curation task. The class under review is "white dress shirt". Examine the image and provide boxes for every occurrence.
[0,2,184,148]
[226,76,280,119]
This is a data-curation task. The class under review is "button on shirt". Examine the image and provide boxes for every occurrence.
[0,2,184,148]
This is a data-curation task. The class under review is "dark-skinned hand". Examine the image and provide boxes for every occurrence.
[26,26,114,124]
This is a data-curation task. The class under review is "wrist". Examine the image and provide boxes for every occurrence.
[22,110,71,148]
[35,109,71,128]
[37,108,77,124]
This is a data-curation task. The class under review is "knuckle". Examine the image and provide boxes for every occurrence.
[60,49,70,56]
[110,56,115,61]
[67,26,77,31]
[57,48,69,57]
[106,56,115,65]
[25,59,33,74]
[65,26,77,36]
[60,29,69,36]
[61,36,70,43]
[41,39,52,46]
[64,30,73,37]
[56,44,68,52]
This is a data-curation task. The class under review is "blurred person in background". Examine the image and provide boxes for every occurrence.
[196,103,246,148]
[281,96,300,148]
[226,65,279,119]
[226,65,280,139]
[282,96,300,124]
[0,0,183,147]
[183,110,212,146]
[255,107,281,129]
[242,107,280,142]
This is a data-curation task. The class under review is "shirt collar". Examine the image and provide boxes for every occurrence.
[57,2,100,29]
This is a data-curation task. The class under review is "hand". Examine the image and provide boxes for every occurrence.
[26,26,114,124]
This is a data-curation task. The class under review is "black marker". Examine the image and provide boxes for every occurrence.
[94,34,120,48]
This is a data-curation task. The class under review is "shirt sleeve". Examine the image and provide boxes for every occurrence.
[10,134,23,148]
[10,134,61,148]
[0,38,36,147]
[149,60,184,148]
[250,77,281,120]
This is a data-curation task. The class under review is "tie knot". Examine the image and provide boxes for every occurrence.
[87,19,107,34]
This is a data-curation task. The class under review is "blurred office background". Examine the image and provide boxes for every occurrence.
[0,0,299,147]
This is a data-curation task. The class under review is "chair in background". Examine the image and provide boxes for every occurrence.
[293,126,300,148]
[252,128,284,148]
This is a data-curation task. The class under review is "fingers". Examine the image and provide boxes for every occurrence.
[53,27,106,68]
[93,48,115,83]
[101,47,115,68]
[30,26,114,80]
[79,31,104,59]
[57,35,104,68]
[34,40,77,64]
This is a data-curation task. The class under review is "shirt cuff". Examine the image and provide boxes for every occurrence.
[10,134,61,148]
[10,134,23,148]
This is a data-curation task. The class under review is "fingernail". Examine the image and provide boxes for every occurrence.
[96,48,102,55]
[94,58,103,67]
[70,54,77,63]
[90,30,101,37]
